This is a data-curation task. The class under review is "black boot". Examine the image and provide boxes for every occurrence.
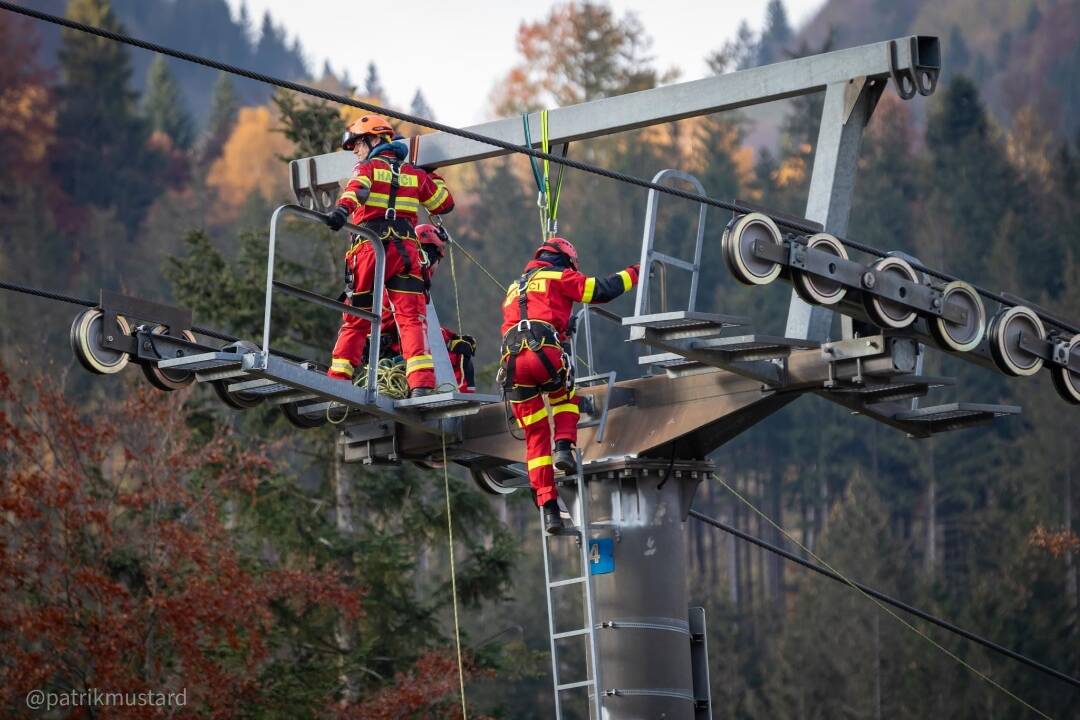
[542,499,564,534]
[553,439,576,474]
[408,387,435,399]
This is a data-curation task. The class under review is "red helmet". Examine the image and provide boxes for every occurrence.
[535,236,578,269]
[416,223,446,259]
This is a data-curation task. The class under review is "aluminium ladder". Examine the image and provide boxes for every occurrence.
[540,450,603,720]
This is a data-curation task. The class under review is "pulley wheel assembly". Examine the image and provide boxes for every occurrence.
[70,308,131,375]
[793,233,848,305]
[1050,334,1080,404]
[140,325,198,391]
[723,212,784,286]
[988,305,1045,376]
[928,281,985,353]
[212,340,263,409]
[862,256,919,329]
[281,401,327,429]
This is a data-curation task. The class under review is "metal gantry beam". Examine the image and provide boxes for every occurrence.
[289,36,940,206]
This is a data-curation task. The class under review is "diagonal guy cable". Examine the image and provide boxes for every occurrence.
[689,508,1080,691]
[3,0,1076,335]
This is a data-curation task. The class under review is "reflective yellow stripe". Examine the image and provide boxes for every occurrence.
[405,355,433,375]
[517,407,549,427]
[532,270,565,281]
[363,193,420,211]
[422,186,448,210]
[582,277,596,303]
[551,403,580,416]
[330,358,354,377]
[618,269,633,292]
[528,455,553,471]
[356,175,373,188]
[548,388,575,403]
[340,192,359,204]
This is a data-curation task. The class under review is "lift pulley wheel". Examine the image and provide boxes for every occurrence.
[281,401,327,429]
[211,340,264,409]
[470,467,520,496]
[988,305,1046,377]
[794,233,849,305]
[70,308,132,375]
[140,325,198,391]
[1050,334,1080,404]
[863,256,919,329]
[723,212,784,286]
[928,281,986,353]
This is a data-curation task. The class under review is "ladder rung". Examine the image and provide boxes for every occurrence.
[549,576,587,588]
[553,627,591,640]
[557,679,594,692]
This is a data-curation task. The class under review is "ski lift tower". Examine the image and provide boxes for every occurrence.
[69,35,1080,720]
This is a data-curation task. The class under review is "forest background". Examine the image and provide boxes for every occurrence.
[0,0,1078,717]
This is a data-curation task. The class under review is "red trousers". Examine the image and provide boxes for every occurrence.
[328,237,434,390]
[508,346,580,507]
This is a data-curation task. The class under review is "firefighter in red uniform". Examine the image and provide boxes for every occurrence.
[500,237,639,533]
[324,114,454,397]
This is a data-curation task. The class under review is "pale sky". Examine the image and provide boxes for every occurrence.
[225,0,824,127]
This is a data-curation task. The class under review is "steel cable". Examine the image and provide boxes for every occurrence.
[0,279,316,364]
[689,508,1080,691]
[2,1,1075,335]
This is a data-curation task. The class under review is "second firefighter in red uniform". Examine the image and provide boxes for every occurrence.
[324,114,454,397]
[500,236,639,533]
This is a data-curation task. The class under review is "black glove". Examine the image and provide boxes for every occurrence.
[325,207,349,231]
[434,224,449,242]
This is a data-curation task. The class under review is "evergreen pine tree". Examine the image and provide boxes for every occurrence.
[756,0,793,66]
[364,62,385,101]
[200,71,238,167]
[143,54,194,150]
[52,0,164,230]
[409,88,434,120]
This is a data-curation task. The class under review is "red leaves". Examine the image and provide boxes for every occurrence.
[336,651,493,720]
[1029,526,1080,558]
[0,364,363,715]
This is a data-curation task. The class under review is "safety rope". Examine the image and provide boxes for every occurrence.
[441,433,469,718]
[688,508,1080,690]
[710,473,1053,719]
[2,1,1074,335]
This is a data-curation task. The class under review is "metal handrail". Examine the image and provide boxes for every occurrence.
[633,169,707,318]
[264,204,386,395]
[572,305,623,376]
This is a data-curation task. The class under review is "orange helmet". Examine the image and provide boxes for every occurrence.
[535,236,578,269]
[342,114,395,150]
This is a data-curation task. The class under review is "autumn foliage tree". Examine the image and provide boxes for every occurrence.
[0,367,362,717]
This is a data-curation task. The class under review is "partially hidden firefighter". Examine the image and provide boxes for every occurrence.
[324,114,454,398]
[367,223,477,394]
[500,237,639,533]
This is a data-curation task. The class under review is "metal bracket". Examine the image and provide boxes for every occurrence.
[1019,332,1080,373]
[99,289,193,355]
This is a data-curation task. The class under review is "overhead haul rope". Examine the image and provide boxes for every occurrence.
[0,279,319,364]
[441,433,469,718]
[708,474,1054,719]
[4,2,1068,335]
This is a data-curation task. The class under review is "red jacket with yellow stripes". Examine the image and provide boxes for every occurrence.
[500,259,639,337]
[337,151,453,225]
